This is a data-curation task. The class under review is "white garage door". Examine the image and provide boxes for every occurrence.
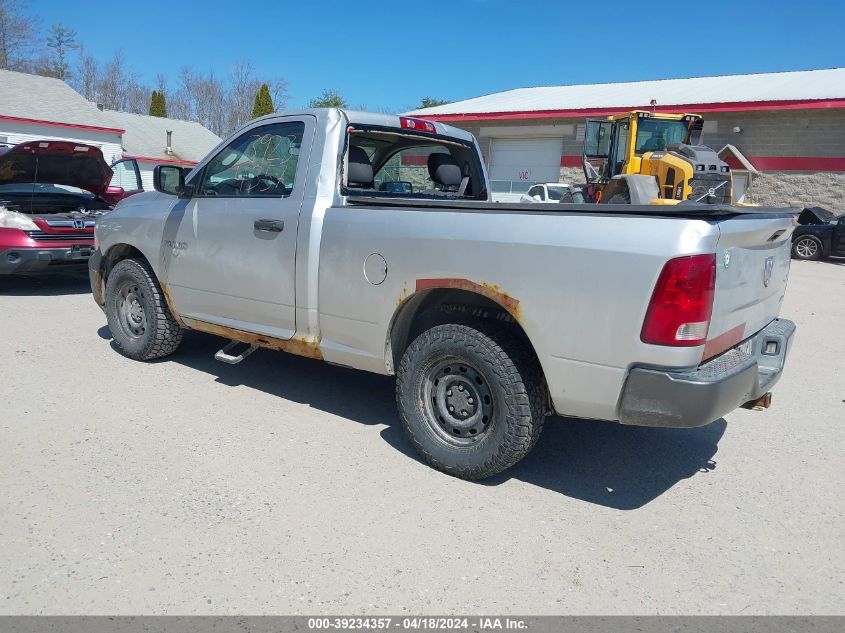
[488,138,562,199]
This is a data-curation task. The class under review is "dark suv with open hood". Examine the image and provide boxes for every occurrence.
[791,206,845,261]
[0,140,117,274]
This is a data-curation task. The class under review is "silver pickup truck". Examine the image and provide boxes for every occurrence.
[89,109,796,479]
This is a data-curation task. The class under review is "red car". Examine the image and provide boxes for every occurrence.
[0,140,128,275]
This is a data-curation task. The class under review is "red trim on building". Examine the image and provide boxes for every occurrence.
[420,98,845,122]
[0,114,124,134]
[559,154,845,172]
[721,155,746,171]
[122,154,198,167]
[738,156,845,171]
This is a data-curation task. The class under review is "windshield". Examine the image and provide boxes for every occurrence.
[634,119,689,154]
[546,186,568,201]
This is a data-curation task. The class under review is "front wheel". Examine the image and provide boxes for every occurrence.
[396,324,546,480]
[105,258,184,360]
[792,235,823,261]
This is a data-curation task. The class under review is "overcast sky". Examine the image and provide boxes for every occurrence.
[31,0,845,111]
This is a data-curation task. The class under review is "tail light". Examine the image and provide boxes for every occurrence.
[400,117,436,133]
[641,254,715,347]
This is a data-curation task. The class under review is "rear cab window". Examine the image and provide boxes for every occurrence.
[342,123,486,201]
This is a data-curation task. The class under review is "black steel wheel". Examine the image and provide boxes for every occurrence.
[396,324,546,480]
[115,279,148,339]
[105,258,183,361]
[422,357,495,445]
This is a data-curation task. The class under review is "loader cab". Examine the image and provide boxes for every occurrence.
[582,111,701,184]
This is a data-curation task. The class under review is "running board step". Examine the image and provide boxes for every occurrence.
[214,340,258,364]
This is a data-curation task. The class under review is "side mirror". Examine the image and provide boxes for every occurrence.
[101,185,125,207]
[154,165,191,197]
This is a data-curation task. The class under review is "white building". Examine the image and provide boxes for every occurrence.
[102,110,221,191]
[0,68,123,163]
[410,68,845,210]
[0,68,220,192]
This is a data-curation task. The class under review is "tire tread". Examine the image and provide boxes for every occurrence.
[396,323,546,480]
[106,258,183,361]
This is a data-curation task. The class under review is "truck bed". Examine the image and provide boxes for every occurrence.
[346,195,799,219]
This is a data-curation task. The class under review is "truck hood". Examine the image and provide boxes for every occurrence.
[0,141,113,196]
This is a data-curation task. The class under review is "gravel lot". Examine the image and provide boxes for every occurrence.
[1,260,843,615]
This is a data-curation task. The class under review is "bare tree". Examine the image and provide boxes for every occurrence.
[226,60,260,132]
[198,71,226,135]
[177,67,227,135]
[168,89,192,121]
[0,0,39,70]
[155,73,167,98]
[45,22,77,79]
[267,77,288,111]
[71,45,98,101]
[97,49,129,110]
[176,66,198,121]
[124,78,150,114]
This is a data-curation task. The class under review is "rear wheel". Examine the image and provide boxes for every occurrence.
[105,258,183,360]
[396,324,546,480]
[792,235,822,261]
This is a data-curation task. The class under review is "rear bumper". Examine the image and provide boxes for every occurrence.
[0,245,95,274]
[618,318,796,428]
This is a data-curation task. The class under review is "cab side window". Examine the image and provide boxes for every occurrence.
[198,122,304,197]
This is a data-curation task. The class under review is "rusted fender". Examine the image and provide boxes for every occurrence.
[413,278,522,322]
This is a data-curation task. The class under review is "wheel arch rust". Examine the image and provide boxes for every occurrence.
[385,277,532,374]
[93,243,149,307]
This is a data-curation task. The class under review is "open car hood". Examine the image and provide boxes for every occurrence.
[0,141,113,197]
[798,206,838,225]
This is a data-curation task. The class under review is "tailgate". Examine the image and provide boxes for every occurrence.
[706,214,795,359]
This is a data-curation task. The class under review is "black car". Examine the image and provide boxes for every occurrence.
[791,207,845,261]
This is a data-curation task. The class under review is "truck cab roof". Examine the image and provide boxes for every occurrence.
[246,108,477,145]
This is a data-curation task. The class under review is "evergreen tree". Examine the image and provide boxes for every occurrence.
[149,90,167,117]
[251,83,275,118]
[157,90,167,117]
[419,97,449,109]
[308,89,347,108]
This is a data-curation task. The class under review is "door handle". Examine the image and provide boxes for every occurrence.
[254,219,284,232]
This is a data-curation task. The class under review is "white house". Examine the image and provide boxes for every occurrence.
[0,68,220,193]
[102,110,221,191]
[0,68,123,163]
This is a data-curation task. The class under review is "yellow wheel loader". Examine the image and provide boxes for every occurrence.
[581,111,732,205]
